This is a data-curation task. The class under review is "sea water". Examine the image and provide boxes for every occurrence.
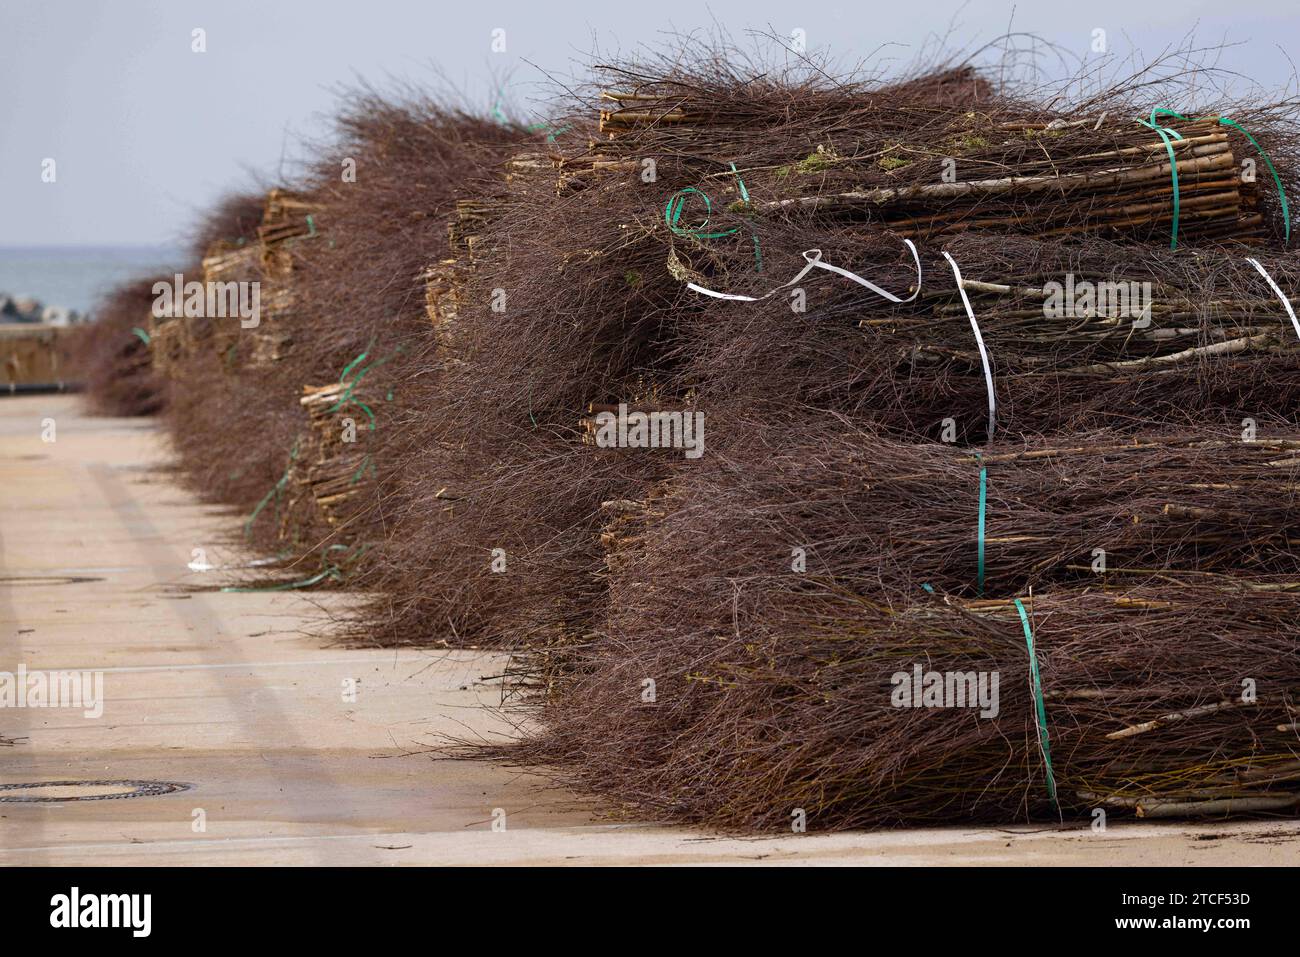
[0,245,184,317]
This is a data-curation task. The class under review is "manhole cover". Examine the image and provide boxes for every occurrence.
[0,575,104,587]
[0,780,190,802]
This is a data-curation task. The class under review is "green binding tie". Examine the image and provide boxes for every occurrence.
[327,343,403,430]
[349,453,375,485]
[664,187,741,240]
[221,544,368,593]
[1218,116,1291,245]
[1015,597,1058,809]
[729,162,750,203]
[243,438,301,538]
[731,162,763,272]
[131,327,151,346]
[664,164,763,271]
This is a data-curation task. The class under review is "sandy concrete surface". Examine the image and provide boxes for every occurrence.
[2,395,1298,865]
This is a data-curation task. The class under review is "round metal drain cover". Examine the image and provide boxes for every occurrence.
[0,575,104,587]
[0,780,190,802]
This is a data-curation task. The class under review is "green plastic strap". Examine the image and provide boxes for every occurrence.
[664,187,740,240]
[1219,117,1291,245]
[729,162,750,203]
[492,92,568,141]
[337,344,371,383]
[305,214,317,238]
[1143,108,1291,249]
[731,163,764,272]
[244,438,300,537]
[348,453,375,485]
[220,543,367,593]
[1140,109,1185,249]
[131,327,151,345]
[976,458,987,597]
[328,343,402,428]
[526,121,572,143]
[326,351,371,421]
[348,395,377,430]
[664,165,763,270]
[1014,597,1058,809]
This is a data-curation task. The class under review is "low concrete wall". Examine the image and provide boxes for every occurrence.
[1,323,69,389]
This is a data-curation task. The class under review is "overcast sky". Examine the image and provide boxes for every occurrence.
[3,0,1297,247]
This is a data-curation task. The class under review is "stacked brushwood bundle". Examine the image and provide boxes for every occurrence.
[295,364,394,540]
[299,382,370,526]
[258,189,321,277]
[466,48,1300,828]
[358,123,670,647]
[146,298,185,377]
[73,42,1300,828]
[600,423,1300,598]
[196,238,261,365]
[659,230,1300,442]
[243,190,324,370]
[505,544,1300,826]
[64,92,530,572]
[594,74,1288,244]
[73,192,265,418]
[67,277,168,416]
[155,96,527,573]
[485,411,1300,827]
[419,192,509,356]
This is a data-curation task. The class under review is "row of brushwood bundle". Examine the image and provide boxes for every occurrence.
[72,44,1300,828]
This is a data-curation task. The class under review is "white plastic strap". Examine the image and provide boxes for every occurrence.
[686,238,922,304]
[941,251,996,440]
[1245,257,1300,342]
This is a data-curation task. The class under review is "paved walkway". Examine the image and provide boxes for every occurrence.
[2,396,1296,865]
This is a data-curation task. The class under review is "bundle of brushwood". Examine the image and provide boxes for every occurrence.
[488,408,1300,827]
[258,189,321,273]
[447,197,507,261]
[149,97,528,565]
[355,111,702,646]
[916,250,1300,374]
[421,258,468,354]
[598,414,1300,596]
[146,293,184,377]
[69,46,1300,830]
[661,231,1300,442]
[589,59,1297,245]
[70,277,168,416]
[227,189,321,370]
[297,377,386,534]
[502,570,1300,827]
[418,190,510,353]
[136,192,264,377]
[194,241,261,365]
[249,285,296,368]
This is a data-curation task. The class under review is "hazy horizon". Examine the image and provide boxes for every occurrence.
[0,245,185,314]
